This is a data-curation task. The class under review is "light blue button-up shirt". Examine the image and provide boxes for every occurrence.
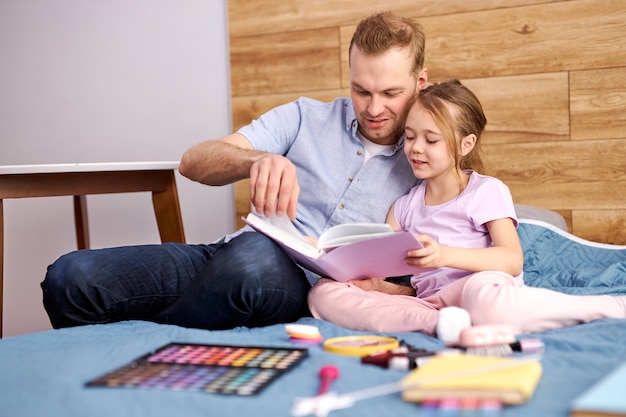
[237,97,420,282]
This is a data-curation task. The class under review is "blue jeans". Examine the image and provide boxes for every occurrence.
[41,232,311,330]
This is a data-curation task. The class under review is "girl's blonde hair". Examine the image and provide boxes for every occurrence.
[417,79,487,178]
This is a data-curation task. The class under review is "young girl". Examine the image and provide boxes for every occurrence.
[308,79,626,338]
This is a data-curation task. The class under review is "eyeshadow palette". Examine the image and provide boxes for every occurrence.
[86,342,308,395]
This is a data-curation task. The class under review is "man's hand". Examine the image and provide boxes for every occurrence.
[249,154,300,219]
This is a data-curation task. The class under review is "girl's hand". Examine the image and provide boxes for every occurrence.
[405,220,523,275]
[405,235,449,269]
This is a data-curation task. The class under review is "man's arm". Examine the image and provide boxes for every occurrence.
[179,133,258,186]
[179,133,300,219]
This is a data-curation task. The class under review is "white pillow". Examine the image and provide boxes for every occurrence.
[514,204,567,231]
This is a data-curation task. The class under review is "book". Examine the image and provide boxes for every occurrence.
[570,360,626,417]
[242,212,428,282]
[401,354,543,405]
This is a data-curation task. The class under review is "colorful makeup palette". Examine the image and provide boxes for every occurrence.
[86,343,308,395]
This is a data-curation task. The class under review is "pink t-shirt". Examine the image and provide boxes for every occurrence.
[393,171,520,297]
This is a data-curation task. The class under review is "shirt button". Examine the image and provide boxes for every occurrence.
[357,150,363,156]
[339,204,345,209]
[348,176,353,182]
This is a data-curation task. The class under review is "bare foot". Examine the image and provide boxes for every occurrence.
[350,278,415,296]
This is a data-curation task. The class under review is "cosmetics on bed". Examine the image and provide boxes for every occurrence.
[317,365,340,395]
[361,346,460,370]
[323,335,400,357]
[285,324,324,345]
[461,338,545,357]
[86,342,308,396]
[418,398,504,416]
[361,328,545,371]
[452,325,544,357]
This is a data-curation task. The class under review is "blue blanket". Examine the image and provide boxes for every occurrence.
[0,220,624,417]
[519,219,626,294]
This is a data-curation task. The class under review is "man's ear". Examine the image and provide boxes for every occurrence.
[416,68,428,92]
[460,133,477,156]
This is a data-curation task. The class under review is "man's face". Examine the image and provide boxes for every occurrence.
[350,46,427,145]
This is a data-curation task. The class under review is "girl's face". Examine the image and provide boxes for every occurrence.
[403,101,455,181]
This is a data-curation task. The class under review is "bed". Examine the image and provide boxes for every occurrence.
[1,218,625,417]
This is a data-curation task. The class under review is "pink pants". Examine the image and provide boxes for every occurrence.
[308,271,625,335]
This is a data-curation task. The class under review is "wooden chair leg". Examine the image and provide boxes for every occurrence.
[151,171,186,244]
[73,195,90,250]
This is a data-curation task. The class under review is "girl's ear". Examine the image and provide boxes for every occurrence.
[460,134,477,156]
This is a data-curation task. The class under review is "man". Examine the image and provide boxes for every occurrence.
[41,11,428,330]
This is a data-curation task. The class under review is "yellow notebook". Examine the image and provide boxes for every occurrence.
[401,355,543,405]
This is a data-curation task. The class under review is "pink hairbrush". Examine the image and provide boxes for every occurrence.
[456,325,544,357]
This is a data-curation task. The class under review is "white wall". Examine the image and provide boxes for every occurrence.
[0,0,234,337]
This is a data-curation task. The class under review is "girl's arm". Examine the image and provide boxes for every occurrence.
[405,217,523,276]
[385,202,401,230]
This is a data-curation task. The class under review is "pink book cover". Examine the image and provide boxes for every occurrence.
[243,214,429,281]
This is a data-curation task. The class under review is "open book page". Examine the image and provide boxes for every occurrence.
[244,213,400,255]
[243,212,321,258]
[265,212,303,236]
[318,223,395,250]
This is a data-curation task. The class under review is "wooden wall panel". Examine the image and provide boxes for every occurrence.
[228,0,548,37]
[422,0,626,80]
[573,210,626,245]
[230,28,341,96]
[234,179,251,223]
[571,67,626,141]
[463,73,569,145]
[338,0,626,83]
[483,139,626,210]
[228,0,626,244]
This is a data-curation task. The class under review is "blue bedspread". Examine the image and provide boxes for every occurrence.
[0,220,625,417]
[519,219,626,294]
